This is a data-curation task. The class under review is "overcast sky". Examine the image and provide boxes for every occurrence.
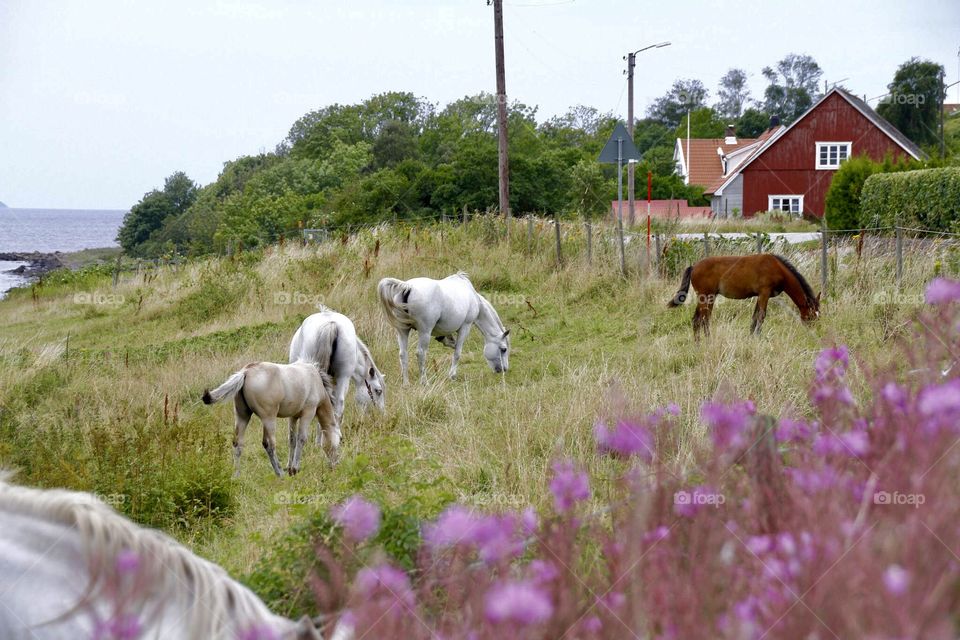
[1,0,957,209]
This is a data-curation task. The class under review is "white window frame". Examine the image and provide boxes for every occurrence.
[768,195,804,215]
[815,142,852,170]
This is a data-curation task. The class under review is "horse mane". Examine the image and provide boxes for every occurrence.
[773,255,817,305]
[0,478,283,637]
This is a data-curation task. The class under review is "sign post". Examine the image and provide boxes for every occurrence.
[598,122,640,276]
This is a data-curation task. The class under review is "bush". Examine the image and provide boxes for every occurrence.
[824,156,881,230]
[860,167,960,231]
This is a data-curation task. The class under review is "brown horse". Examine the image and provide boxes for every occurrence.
[667,254,820,338]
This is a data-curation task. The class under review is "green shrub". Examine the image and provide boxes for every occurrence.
[824,156,882,230]
[860,167,960,231]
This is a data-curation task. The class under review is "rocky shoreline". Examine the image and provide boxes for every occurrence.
[0,251,66,279]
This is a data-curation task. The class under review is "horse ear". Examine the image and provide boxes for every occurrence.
[502,329,510,337]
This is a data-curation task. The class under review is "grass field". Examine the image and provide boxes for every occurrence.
[0,218,954,613]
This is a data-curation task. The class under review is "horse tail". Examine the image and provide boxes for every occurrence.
[668,266,693,307]
[314,322,338,374]
[202,369,247,404]
[378,277,413,331]
[318,370,335,402]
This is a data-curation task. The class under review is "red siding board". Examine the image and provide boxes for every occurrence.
[741,93,913,218]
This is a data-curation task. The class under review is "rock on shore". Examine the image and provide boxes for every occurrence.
[0,252,66,279]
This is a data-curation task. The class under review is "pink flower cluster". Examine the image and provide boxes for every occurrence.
[300,279,960,639]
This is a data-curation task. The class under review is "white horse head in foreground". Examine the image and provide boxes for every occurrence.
[203,361,338,476]
[378,272,510,384]
[288,309,386,429]
[0,476,321,639]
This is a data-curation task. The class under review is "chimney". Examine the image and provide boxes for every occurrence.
[768,115,781,130]
[724,124,737,145]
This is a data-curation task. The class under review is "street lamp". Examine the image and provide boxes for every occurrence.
[625,41,671,227]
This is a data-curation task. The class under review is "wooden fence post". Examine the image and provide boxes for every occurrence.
[702,232,710,258]
[756,234,763,253]
[895,226,903,289]
[585,220,592,265]
[820,224,829,297]
[654,233,662,274]
[527,216,534,251]
[554,217,563,266]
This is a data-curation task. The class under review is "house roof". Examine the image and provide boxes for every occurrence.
[838,88,925,159]
[712,87,926,196]
[676,137,759,192]
[705,126,782,193]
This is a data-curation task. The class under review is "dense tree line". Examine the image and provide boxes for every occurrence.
[118,54,950,257]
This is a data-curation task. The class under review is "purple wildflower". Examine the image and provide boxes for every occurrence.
[813,430,869,457]
[330,495,381,542]
[775,418,813,443]
[882,564,911,595]
[472,513,523,564]
[701,400,755,452]
[594,417,654,461]
[815,346,849,381]
[528,559,559,584]
[925,277,960,304]
[422,505,482,549]
[548,460,590,513]
[881,382,909,413]
[238,623,280,640]
[115,549,140,575]
[917,380,960,433]
[94,615,142,640]
[485,580,553,625]
[582,616,602,633]
[355,564,415,608]
[521,507,539,535]
[643,525,670,544]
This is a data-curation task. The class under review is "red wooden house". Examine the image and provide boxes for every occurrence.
[676,88,925,218]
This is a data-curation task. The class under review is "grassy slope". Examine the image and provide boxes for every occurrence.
[0,220,950,583]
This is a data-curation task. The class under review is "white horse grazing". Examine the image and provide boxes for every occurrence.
[377,272,510,384]
[0,476,321,639]
[288,309,386,431]
[203,361,338,476]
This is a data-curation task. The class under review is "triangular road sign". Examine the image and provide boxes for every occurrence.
[597,122,640,163]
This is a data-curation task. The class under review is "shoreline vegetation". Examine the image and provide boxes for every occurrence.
[0,247,121,288]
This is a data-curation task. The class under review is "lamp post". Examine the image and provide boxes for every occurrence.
[625,41,670,227]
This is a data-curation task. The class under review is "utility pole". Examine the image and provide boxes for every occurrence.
[492,0,510,218]
[625,42,670,228]
[940,69,946,160]
[627,52,636,227]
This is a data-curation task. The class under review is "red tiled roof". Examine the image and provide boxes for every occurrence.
[610,199,711,223]
[681,137,758,191]
[704,127,781,193]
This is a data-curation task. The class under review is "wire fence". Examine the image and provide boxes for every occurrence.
[87,214,960,300]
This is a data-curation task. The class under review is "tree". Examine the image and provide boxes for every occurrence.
[117,172,197,254]
[876,57,946,147]
[761,54,822,124]
[647,80,709,128]
[676,108,726,139]
[736,108,772,138]
[716,68,751,120]
[566,159,611,218]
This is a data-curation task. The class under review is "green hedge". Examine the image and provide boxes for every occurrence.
[860,167,960,231]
